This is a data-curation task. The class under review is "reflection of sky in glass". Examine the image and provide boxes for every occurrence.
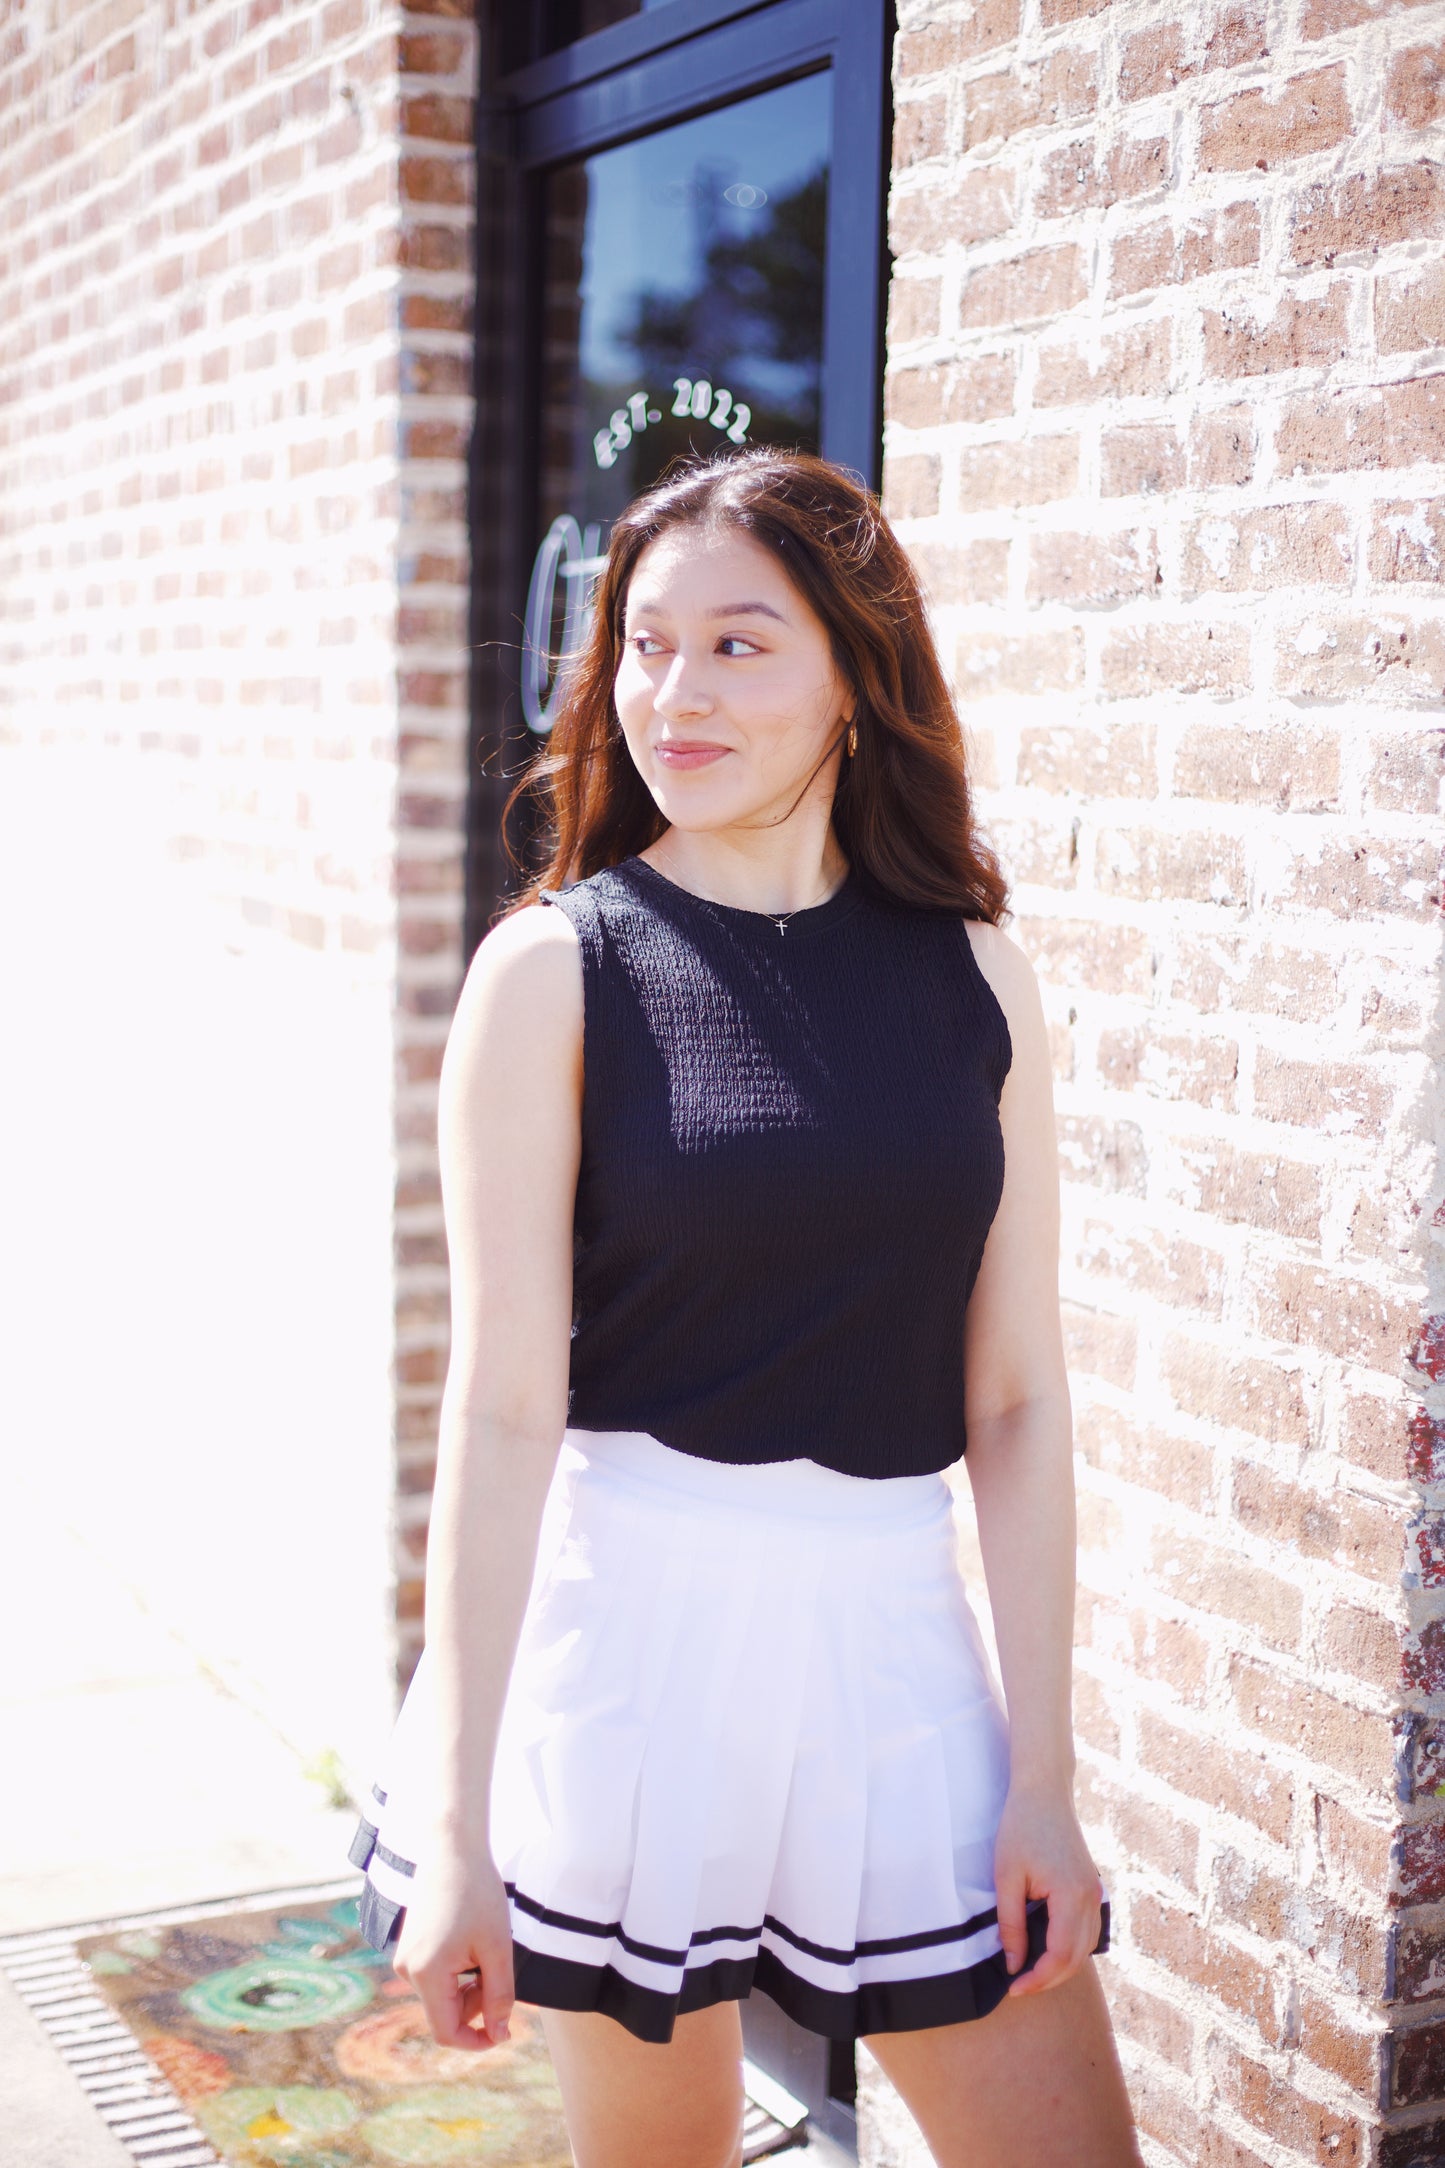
[575,71,831,408]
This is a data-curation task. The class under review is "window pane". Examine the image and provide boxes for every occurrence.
[525,70,831,729]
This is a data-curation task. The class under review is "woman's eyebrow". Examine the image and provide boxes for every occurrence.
[705,600,787,622]
[624,597,789,626]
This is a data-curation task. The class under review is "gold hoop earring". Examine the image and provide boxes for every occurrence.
[846,720,858,758]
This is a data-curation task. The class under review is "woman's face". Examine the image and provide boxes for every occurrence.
[614,526,854,836]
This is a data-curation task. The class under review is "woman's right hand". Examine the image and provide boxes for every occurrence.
[392,1842,516,2052]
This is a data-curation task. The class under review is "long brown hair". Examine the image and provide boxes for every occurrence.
[499,449,1010,924]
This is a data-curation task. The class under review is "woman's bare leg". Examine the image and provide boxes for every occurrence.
[538,2000,747,2168]
[862,1961,1141,2168]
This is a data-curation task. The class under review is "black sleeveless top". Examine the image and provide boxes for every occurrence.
[538,854,1013,1479]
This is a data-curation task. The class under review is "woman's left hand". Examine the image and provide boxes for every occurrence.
[993,1780,1105,1997]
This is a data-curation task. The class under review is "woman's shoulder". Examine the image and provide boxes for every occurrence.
[959,916,1042,1095]
[449,896,586,1056]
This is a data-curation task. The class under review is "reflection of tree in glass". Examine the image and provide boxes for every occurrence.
[616,166,826,447]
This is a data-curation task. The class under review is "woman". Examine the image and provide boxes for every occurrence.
[348,449,1141,2167]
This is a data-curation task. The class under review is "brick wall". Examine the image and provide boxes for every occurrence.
[879,2,1445,2161]
[0,0,476,1746]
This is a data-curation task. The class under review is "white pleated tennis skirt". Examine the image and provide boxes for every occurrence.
[347,1425,1109,2044]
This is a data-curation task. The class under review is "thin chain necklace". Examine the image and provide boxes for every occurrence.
[650,848,835,935]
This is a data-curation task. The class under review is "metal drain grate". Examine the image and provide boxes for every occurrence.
[0,1876,807,2165]
[1,1903,247,2166]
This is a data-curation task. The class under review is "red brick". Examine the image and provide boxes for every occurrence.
[1151,1526,1303,1650]
[1097,1023,1238,1111]
[1301,0,1432,32]
[1100,621,1251,700]
[1266,831,1442,921]
[954,627,1083,699]
[1137,1709,1294,1842]
[1014,917,1153,996]
[1290,161,1445,266]
[1377,719,1445,815]
[1024,527,1160,607]
[1273,611,1445,705]
[1073,1397,1217,1512]
[1200,66,1351,172]
[1332,1392,1414,1485]
[1230,1465,1403,1586]
[982,809,1078,885]
[1174,717,1339,808]
[892,91,949,169]
[1386,39,1445,130]
[1033,318,1173,405]
[960,245,1086,330]
[881,452,939,519]
[1033,133,1169,217]
[405,92,472,146]
[1017,719,1157,791]
[1210,2034,1367,2160]
[400,29,466,73]
[400,153,469,207]
[1169,1136,1325,1240]
[1159,1335,1311,1445]
[1370,492,1445,579]
[890,165,1015,255]
[1202,283,1351,378]
[1253,1048,1394,1139]
[1119,20,1185,103]
[1073,1671,1122,1759]
[1386,1925,1445,2003]
[1230,1653,1394,1789]
[1100,421,1184,497]
[1126,2066,1206,2162]
[1188,404,1256,487]
[896,3,1021,76]
[1109,200,1261,299]
[1212,1849,1386,1997]
[1060,1304,1138,1392]
[887,276,941,344]
[1101,1967,1195,2065]
[1391,2016,1445,2109]
[1133,1892,1279,2038]
[906,537,1009,604]
[1079,1596,1214,1704]
[1181,502,1351,595]
[1320,1602,1405,1697]
[1377,261,1445,353]
[886,355,1016,428]
[1248,1253,1423,1371]
[1055,1111,1148,1195]
[964,47,1098,149]
[1399,1816,1445,1902]
[1414,1316,1445,1384]
[955,434,1079,507]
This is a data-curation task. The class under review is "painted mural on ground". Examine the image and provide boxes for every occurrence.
[77,1893,571,2166]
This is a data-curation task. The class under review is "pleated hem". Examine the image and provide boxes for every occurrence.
[346,1813,1111,2046]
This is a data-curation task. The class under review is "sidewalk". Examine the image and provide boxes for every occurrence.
[0,1493,360,2152]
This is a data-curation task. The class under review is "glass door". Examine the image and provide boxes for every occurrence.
[524,67,831,731]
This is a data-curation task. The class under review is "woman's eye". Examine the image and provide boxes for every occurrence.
[630,634,665,656]
[717,636,759,657]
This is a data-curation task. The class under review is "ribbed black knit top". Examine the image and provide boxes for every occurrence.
[538,853,1013,1479]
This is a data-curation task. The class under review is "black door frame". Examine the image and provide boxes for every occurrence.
[464,0,893,953]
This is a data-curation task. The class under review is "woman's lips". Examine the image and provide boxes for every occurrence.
[654,742,730,770]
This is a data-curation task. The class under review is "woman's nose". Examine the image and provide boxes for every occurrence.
[654,654,713,719]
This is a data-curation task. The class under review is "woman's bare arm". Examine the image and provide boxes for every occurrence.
[393,896,583,2047]
[959,920,1102,1996]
